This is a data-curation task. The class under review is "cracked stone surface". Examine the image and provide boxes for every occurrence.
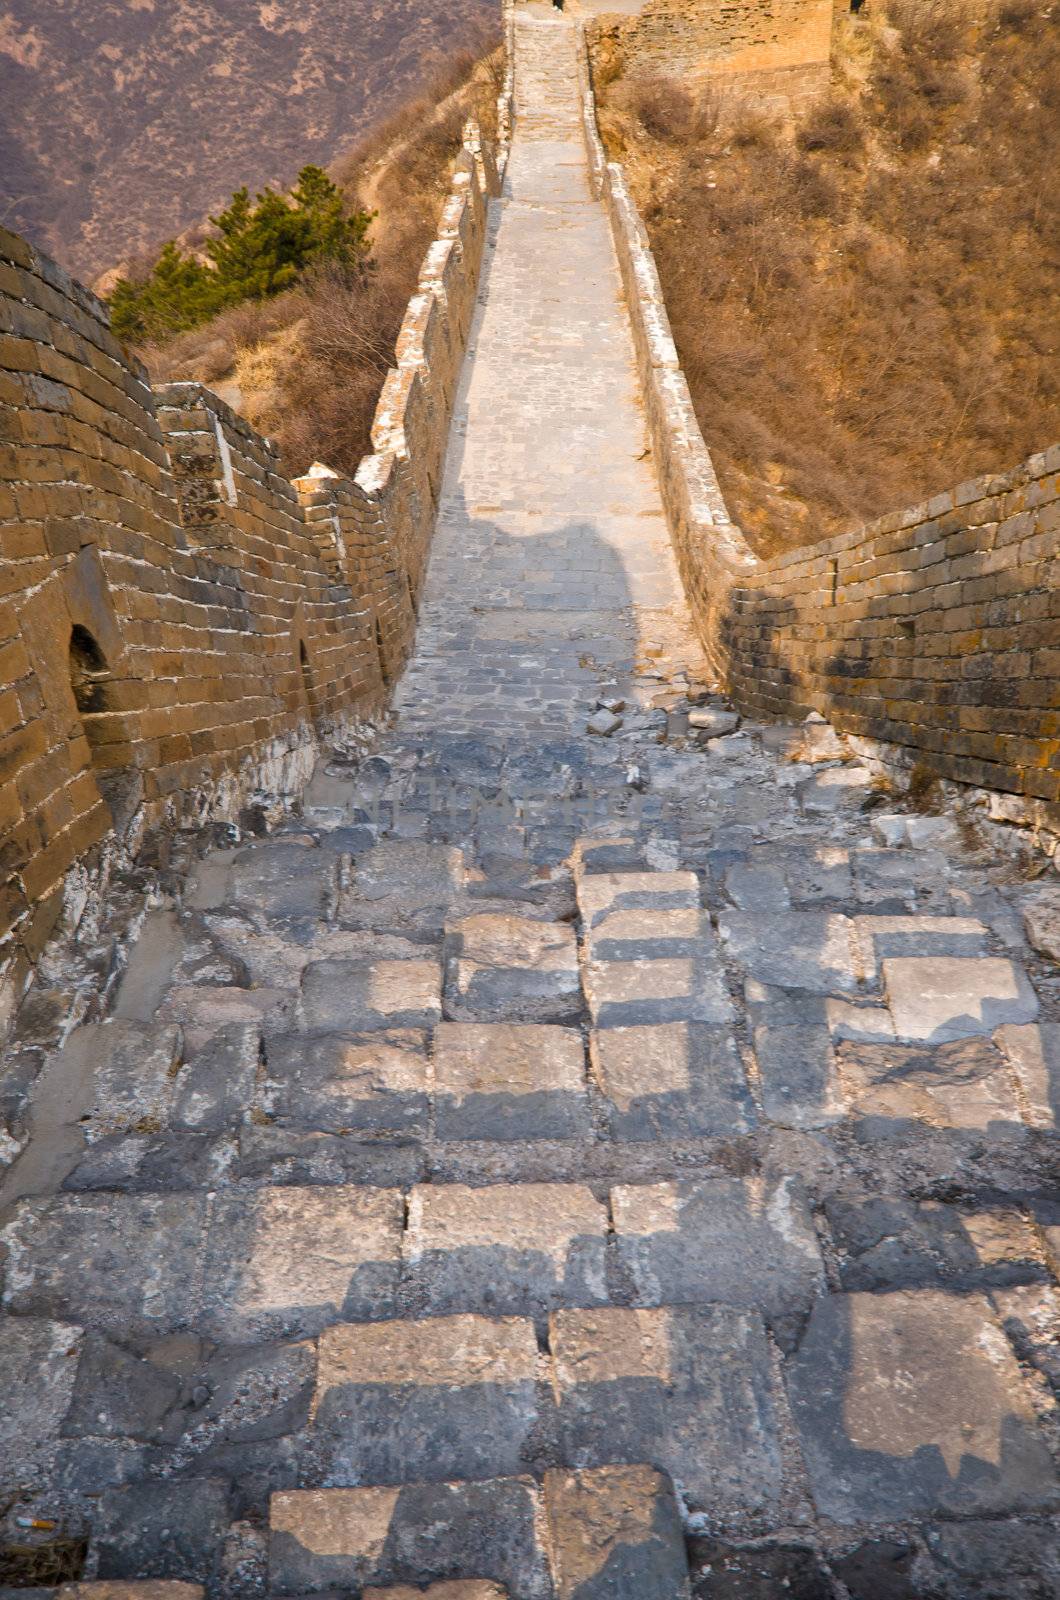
[0,7,1057,1597]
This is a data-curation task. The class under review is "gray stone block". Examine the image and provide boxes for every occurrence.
[263,1029,430,1135]
[312,1315,539,1485]
[585,954,732,1027]
[300,958,442,1033]
[443,914,580,1024]
[788,1290,1060,1523]
[65,1332,182,1442]
[433,1022,589,1140]
[0,1315,82,1495]
[590,1021,754,1138]
[611,1178,824,1347]
[200,1185,403,1340]
[269,1479,552,1598]
[406,1182,608,1319]
[92,1479,231,1584]
[717,911,861,994]
[883,956,1038,1042]
[544,1465,691,1599]
[552,1304,782,1516]
[1,1193,208,1336]
[172,1022,260,1132]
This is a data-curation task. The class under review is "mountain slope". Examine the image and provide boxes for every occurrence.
[0,0,497,282]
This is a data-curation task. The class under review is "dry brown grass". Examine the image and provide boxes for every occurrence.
[599,0,1060,558]
[142,40,501,476]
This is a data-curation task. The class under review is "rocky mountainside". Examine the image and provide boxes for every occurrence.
[0,0,497,283]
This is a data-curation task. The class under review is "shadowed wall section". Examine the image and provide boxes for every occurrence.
[0,92,511,1018]
[573,25,1059,845]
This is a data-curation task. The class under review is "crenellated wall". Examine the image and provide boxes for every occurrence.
[0,88,512,1019]
[575,26,1060,849]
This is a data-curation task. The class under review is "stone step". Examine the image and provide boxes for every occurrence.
[433,1023,590,1141]
[442,914,581,1024]
[268,1466,690,1597]
[589,1021,754,1139]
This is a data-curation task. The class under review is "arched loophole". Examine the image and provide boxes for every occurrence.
[68,624,115,761]
[375,618,391,689]
[300,641,320,727]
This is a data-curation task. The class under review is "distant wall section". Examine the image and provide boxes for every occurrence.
[585,0,834,109]
[574,25,1060,851]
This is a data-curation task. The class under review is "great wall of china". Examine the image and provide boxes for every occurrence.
[0,2,1057,1595]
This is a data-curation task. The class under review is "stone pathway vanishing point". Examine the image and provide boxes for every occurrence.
[1,9,1058,1599]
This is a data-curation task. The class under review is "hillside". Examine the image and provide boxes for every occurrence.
[140,49,501,483]
[0,0,496,283]
[597,0,1060,557]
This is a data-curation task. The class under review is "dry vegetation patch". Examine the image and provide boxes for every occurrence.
[598,0,1059,558]
[140,42,501,478]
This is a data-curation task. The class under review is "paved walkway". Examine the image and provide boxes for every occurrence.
[0,9,1058,1599]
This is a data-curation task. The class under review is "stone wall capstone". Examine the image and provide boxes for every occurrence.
[0,85,513,1022]
[575,25,1059,844]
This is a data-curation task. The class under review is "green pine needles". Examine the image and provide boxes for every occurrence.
[108,165,372,343]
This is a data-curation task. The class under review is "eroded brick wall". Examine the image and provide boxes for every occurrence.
[0,104,511,1014]
[574,28,1059,839]
[586,0,833,107]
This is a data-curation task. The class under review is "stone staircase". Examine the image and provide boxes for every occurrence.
[1,6,1058,1599]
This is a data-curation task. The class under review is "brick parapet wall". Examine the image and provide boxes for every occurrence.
[0,72,513,1018]
[575,26,1060,842]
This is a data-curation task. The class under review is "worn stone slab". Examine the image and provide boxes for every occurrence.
[172,1022,260,1133]
[433,1022,589,1140]
[837,1036,1025,1134]
[788,1290,1060,1522]
[205,839,335,927]
[851,848,951,906]
[405,1182,608,1318]
[743,985,846,1129]
[723,862,790,913]
[65,1331,183,1442]
[234,1124,425,1188]
[301,959,442,1033]
[544,1465,690,1600]
[1,1193,208,1336]
[337,843,468,937]
[995,1022,1060,1130]
[269,1479,552,1598]
[717,911,861,994]
[883,956,1038,1042]
[1022,891,1060,963]
[193,1339,315,1447]
[825,1197,1046,1292]
[922,1518,1060,1598]
[585,954,732,1027]
[611,1179,824,1346]
[55,1020,183,1143]
[443,915,580,1024]
[769,844,852,904]
[312,1314,539,1484]
[585,906,717,962]
[855,915,989,981]
[263,1029,430,1135]
[0,1315,82,1494]
[577,871,700,930]
[158,984,293,1054]
[200,1185,403,1339]
[589,1022,754,1138]
[798,766,876,814]
[551,1305,781,1516]
[90,1478,230,1584]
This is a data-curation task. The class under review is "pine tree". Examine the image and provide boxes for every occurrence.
[106,168,373,342]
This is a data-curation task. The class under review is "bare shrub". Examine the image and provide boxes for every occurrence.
[796,96,864,160]
[622,73,697,142]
